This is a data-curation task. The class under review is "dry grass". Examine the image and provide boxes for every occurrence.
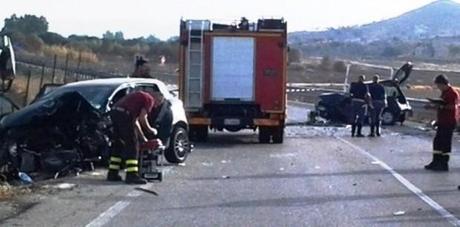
[43,45,99,64]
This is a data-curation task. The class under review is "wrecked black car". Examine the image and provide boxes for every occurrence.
[0,92,110,180]
[316,62,413,125]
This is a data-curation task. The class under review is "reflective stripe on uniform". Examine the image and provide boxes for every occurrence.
[126,167,139,172]
[109,164,120,170]
[110,157,122,163]
[126,160,138,165]
[433,150,444,154]
[442,153,452,156]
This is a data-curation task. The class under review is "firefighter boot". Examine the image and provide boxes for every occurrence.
[351,124,356,137]
[434,155,449,172]
[125,159,147,184]
[425,154,447,171]
[424,154,437,170]
[125,172,148,184]
[368,126,375,137]
[107,170,122,182]
[107,156,122,182]
[356,125,364,137]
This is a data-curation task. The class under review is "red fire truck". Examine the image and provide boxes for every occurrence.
[178,18,287,143]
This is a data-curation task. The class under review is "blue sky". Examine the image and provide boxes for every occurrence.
[0,0,449,40]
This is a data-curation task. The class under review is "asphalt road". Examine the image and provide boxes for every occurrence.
[2,103,460,227]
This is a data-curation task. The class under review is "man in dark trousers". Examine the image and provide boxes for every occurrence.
[425,74,459,172]
[368,74,387,137]
[350,75,368,137]
[107,91,158,184]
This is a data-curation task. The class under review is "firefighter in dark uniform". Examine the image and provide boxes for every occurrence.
[425,75,459,172]
[132,56,152,78]
[107,91,158,184]
[350,75,368,137]
[368,74,387,137]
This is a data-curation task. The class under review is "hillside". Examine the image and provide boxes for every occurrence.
[289,0,460,44]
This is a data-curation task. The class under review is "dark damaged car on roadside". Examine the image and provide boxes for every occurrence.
[315,62,413,126]
[0,78,191,180]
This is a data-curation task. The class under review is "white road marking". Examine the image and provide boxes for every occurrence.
[336,137,460,226]
[85,182,158,227]
[85,201,130,227]
[85,171,167,227]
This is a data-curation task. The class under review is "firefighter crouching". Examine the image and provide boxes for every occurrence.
[368,74,387,137]
[107,91,158,184]
[350,75,368,137]
[425,75,459,172]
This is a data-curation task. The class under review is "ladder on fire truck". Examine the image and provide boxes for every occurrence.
[186,20,210,110]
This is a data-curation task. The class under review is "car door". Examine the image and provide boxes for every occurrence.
[392,62,413,86]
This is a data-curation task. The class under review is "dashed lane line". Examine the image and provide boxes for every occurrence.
[336,137,460,226]
[85,166,174,227]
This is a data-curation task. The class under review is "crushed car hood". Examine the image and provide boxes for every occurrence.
[0,91,100,130]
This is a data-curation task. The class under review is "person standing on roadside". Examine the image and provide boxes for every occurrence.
[368,74,387,137]
[350,75,368,137]
[425,74,459,172]
[131,56,152,78]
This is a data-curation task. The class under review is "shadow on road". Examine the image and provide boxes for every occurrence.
[162,189,457,211]
[188,168,460,181]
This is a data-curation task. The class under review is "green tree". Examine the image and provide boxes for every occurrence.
[1,14,48,34]
[114,31,124,41]
[39,32,67,45]
[103,31,115,40]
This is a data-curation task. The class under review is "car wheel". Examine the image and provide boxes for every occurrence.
[259,127,271,144]
[381,109,396,125]
[316,103,328,119]
[165,126,190,164]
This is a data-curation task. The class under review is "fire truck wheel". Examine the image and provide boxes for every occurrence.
[258,127,271,144]
[272,127,284,144]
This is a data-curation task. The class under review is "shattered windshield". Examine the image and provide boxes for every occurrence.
[40,85,116,110]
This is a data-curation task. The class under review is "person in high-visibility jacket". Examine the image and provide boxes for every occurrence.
[425,74,459,172]
[107,91,158,184]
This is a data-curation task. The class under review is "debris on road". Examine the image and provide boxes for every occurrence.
[279,168,285,171]
[178,163,186,167]
[222,176,231,179]
[393,211,406,216]
[201,162,213,167]
[53,183,77,190]
[18,172,33,185]
[89,172,103,176]
[135,187,159,196]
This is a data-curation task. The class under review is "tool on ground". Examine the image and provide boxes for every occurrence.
[139,139,165,182]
